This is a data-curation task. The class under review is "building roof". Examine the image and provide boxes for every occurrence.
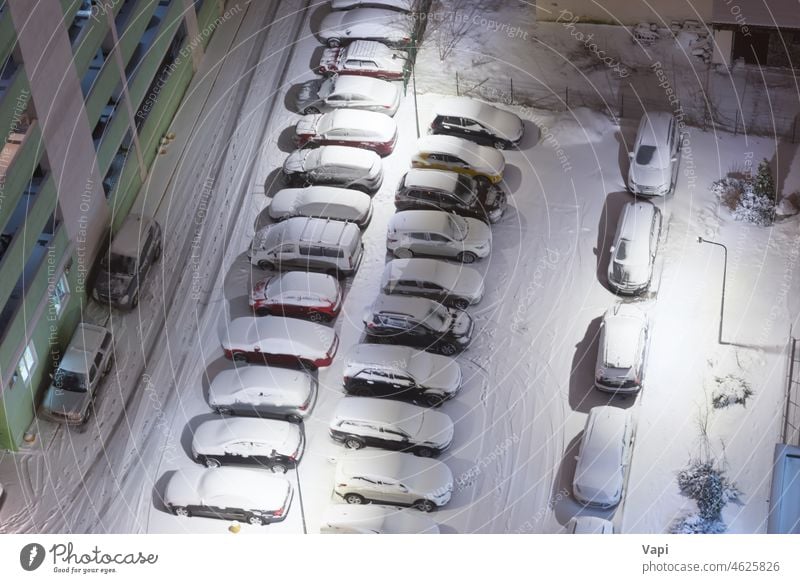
[712,0,800,29]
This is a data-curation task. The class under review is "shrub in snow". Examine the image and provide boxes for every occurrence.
[674,459,741,533]
[711,171,775,226]
[670,512,727,534]
[711,375,754,409]
[753,159,776,202]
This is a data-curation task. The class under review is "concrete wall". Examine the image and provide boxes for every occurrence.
[536,0,713,26]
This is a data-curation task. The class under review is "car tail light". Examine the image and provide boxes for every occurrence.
[298,402,308,411]
[366,321,375,329]
[289,453,297,462]
[343,376,352,385]
[273,507,284,518]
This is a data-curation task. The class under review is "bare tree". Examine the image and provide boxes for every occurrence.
[431,0,480,62]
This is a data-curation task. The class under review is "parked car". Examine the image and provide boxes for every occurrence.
[573,406,634,509]
[607,200,662,295]
[39,324,113,425]
[296,109,398,156]
[628,111,681,196]
[430,96,524,149]
[191,417,304,472]
[249,271,342,320]
[411,135,505,184]
[93,214,162,309]
[269,186,373,228]
[331,0,418,11]
[317,40,408,80]
[249,217,363,278]
[343,344,461,406]
[395,168,507,224]
[387,209,492,263]
[207,365,317,422]
[363,294,473,355]
[334,450,453,512]
[382,258,484,309]
[320,504,439,534]
[330,397,454,456]
[283,145,383,194]
[294,75,401,116]
[163,466,292,525]
[220,316,339,369]
[318,8,412,48]
[567,516,615,534]
[595,303,649,394]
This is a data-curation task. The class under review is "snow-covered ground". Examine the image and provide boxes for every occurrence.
[1,0,799,535]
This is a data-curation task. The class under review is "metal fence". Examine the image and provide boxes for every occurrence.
[783,337,800,446]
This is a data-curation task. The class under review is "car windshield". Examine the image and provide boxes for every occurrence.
[448,214,469,241]
[635,145,657,166]
[53,369,87,393]
[425,303,452,332]
[453,175,479,205]
[106,253,136,275]
[616,239,630,261]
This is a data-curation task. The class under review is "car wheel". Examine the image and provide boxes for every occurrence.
[204,457,221,468]
[422,393,446,407]
[458,251,477,264]
[270,462,288,474]
[452,298,470,310]
[231,352,249,363]
[438,342,457,356]
[173,506,190,518]
[344,493,365,505]
[286,414,302,424]
[394,248,413,259]
[493,140,508,150]
[248,515,265,526]
[414,446,434,458]
[413,499,436,513]
[304,106,320,115]
[257,260,274,271]
[344,436,366,450]
[327,38,341,48]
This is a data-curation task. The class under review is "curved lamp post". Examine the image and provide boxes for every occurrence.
[698,236,728,345]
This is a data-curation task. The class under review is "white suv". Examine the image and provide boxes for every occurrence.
[595,303,649,394]
[387,210,491,263]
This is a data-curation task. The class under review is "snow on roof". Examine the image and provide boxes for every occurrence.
[336,450,452,492]
[574,406,629,503]
[388,209,455,234]
[59,324,109,374]
[110,215,153,257]
[331,74,398,102]
[192,417,300,452]
[602,305,646,369]
[255,216,360,248]
[344,39,408,61]
[712,0,800,29]
[165,466,291,509]
[435,96,523,139]
[321,109,397,136]
[265,271,339,300]
[224,316,336,359]
[209,365,313,400]
[270,187,370,219]
[403,168,463,192]
[416,134,506,173]
[318,145,380,171]
[617,202,657,254]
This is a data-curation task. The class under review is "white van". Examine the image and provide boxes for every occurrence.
[249,217,364,278]
[607,201,662,295]
[628,111,681,196]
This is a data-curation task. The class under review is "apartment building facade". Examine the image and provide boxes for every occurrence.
[0,0,223,450]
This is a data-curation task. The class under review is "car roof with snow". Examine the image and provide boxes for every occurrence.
[435,96,524,138]
[602,303,647,368]
[57,324,109,374]
[344,343,461,389]
[165,466,291,509]
[574,406,630,500]
[223,316,336,358]
[332,396,428,426]
[331,0,417,11]
[616,202,658,260]
[208,365,313,403]
[329,74,398,99]
[322,7,410,30]
[389,209,468,234]
[341,39,408,61]
[270,187,371,217]
[260,271,339,300]
[336,450,452,492]
[319,109,397,136]
[636,111,673,147]
[254,216,361,249]
[402,168,472,193]
[367,294,451,326]
[192,417,300,452]
[317,145,380,170]
[110,214,155,257]
[415,134,506,171]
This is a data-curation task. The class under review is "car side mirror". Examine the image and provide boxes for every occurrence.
[574,455,580,461]
[671,156,678,162]
[628,152,634,159]
[609,245,616,254]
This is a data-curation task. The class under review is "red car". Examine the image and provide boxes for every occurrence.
[317,40,409,81]
[295,109,398,157]
[250,271,342,321]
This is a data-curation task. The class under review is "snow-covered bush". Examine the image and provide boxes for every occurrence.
[670,512,727,534]
[711,163,776,226]
[673,459,741,534]
[711,375,754,409]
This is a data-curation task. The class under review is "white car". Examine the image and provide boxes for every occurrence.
[221,316,339,369]
[628,111,681,196]
[573,406,634,509]
[320,504,439,534]
[249,271,342,320]
[163,466,293,525]
[331,0,418,12]
[317,40,408,81]
[567,516,614,534]
[295,109,398,156]
[607,200,662,295]
[595,303,649,394]
[191,417,304,472]
[207,366,317,422]
[330,397,454,456]
[283,145,383,193]
[411,134,506,184]
[431,96,524,149]
[387,209,492,263]
[382,257,484,309]
[269,186,373,228]
[294,75,401,116]
[318,8,413,48]
[344,343,462,406]
[334,450,453,512]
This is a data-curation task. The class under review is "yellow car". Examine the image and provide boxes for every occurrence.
[411,135,506,184]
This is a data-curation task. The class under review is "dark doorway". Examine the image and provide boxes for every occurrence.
[733,29,770,64]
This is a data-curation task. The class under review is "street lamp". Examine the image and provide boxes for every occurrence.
[393,45,420,139]
[697,236,728,345]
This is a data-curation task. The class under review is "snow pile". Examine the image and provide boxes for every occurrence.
[671,460,742,534]
[711,160,777,227]
[711,375,754,409]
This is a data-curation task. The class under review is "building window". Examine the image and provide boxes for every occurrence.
[51,274,70,317]
[12,343,37,388]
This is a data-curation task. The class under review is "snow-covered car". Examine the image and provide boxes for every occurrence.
[318,8,413,48]
[331,0,418,12]
[381,257,484,309]
[334,450,453,512]
[163,466,293,525]
[220,316,339,369]
[363,294,473,355]
[320,504,440,534]
[567,516,615,534]
[293,75,401,116]
[92,214,162,309]
[395,168,507,224]
[430,96,524,149]
[269,186,373,228]
[607,200,662,295]
[295,109,398,156]
[411,135,506,184]
[283,145,383,194]
[573,406,634,509]
[249,217,364,278]
[249,271,342,320]
[39,323,114,425]
[191,417,304,472]
[207,366,317,422]
[595,303,649,394]
[343,343,462,406]
[330,397,454,456]
[387,209,492,263]
[317,40,408,81]
[628,111,681,196]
